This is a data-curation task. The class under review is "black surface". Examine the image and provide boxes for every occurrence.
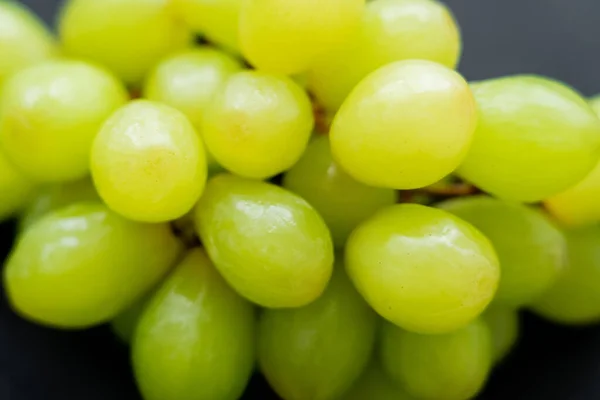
[3,0,600,399]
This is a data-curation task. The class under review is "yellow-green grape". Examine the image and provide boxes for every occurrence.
[19,178,99,232]
[143,47,243,172]
[111,293,152,344]
[133,248,255,400]
[0,1,57,89]
[380,319,492,400]
[330,60,477,190]
[0,149,35,222]
[531,226,600,325]
[346,203,499,334]
[0,60,128,182]
[171,0,242,53]
[258,266,377,400]
[283,136,396,248]
[438,196,567,307]
[58,0,192,85]
[4,202,182,328]
[91,100,207,223]
[239,0,365,75]
[481,306,519,364]
[194,174,334,308]
[458,76,600,203]
[341,362,419,400]
[203,71,314,179]
[309,0,462,111]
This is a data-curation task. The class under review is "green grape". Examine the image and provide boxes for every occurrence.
[239,0,365,74]
[111,292,152,344]
[0,60,128,183]
[531,226,600,325]
[481,306,519,363]
[133,248,255,400]
[330,60,477,190]
[381,319,492,400]
[0,149,35,222]
[143,47,243,171]
[91,100,207,223]
[258,266,377,400]
[438,196,567,307]
[346,203,499,334]
[19,178,99,232]
[283,136,396,248]
[194,174,334,308]
[458,75,600,203]
[4,202,182,328]
[171,0,242,53]
[203,71,314,179]
[309,0,462,111]
[58,0,192,85]
[341,362,419,400]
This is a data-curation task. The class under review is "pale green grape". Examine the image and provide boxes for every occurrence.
[346,203,499,334]
[133,248,255,400]
[341,363,419,400]
[4,202,182,328]
[111,292,152,344]
[203,71,313,179]
[240,0,365,74]
[58,0,192,85]
[438,196,567,307]
[381,319,492,400]
[0,148,35,222]
[481,306,519,363]
[531,226,600,325]
[458,75,600,202]
[91,100,207,223]
[309,0,462,111]
[194,174,334,308]
[0,60,128,182]
[330,60,477,190]
[258,266,377,400]
[283,136,396,247]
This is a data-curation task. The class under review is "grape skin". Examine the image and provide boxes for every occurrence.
[341,362,419,400]
[482,306,520,364]
[0,149,35,222]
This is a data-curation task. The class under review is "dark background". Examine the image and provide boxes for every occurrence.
[2,0,600,399]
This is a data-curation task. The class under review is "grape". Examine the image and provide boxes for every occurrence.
[341,362,419,400]
[345,203,499,334]
[202,71,313,179]
[133,248,255,400]
[258,266,377,400]
[194,174,334,308]
[438,196,567,307]
[458,75,600,203]
[0,60,128,183]
[309,0,462,111]
[481,306,519,363]
[330,60,477,190]
[283,136,396,248]
[91,100,207,223]
[4,202,182,328]
[531,226,600,325]
[239,0,364,75]
[58,0,192,85]
[380,319,492,400]
[0,149,35,222]
[111,293,152,344]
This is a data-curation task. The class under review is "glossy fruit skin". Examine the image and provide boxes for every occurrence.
[309,0,462,111]
[458,75,600,203]
[239,0,365,75]
[330,60,477,190]
[482,306,519,363]
[346,203,500,334]
[203,71,314,179]
[194,174,334,308]
[438,196,567,307]
[283,136,396,248]
[4,202,182,328]
[380,319,493,400]
[0,149,35,222]
[0,60,128,182]
[258,266,377,400]
[133,248,255,400]
[531,226,600,325]
[91,100,207,223]
[341,362,419,400]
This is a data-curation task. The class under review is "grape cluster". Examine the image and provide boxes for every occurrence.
[1,1,600,400]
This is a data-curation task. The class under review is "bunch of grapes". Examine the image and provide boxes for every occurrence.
[2,1,600,399]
